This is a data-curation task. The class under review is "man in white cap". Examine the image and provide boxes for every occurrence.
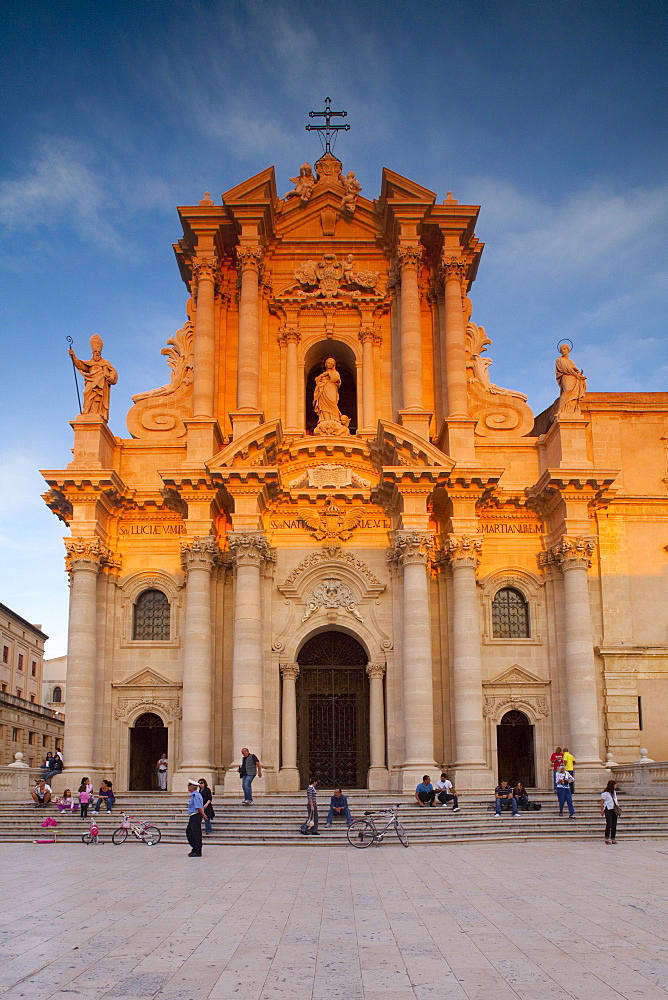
[186,780,206,857]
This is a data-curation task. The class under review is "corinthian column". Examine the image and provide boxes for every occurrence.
[227,532,274,790]
[366,662,389,789]
[191,258,218,418]
[441,257,469,417]
[279,662,300,790]
[281,329,301,433]
[395,247,424,411]
[63,538,110,774]
[175,537,220,790]
[552,536,603,786]
[389,531,436,790]
[359,329,378,433]
[236,246,263,412]
[444,534,494,791]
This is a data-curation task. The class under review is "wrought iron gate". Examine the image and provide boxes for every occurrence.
[296,632,370,788]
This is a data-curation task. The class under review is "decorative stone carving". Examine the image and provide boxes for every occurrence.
[281,546,384,595]
[43,489,73,525]
[339,170,362,214]
[115,696,182,720]
[395,245,423,271]
[301,578,363,623]
[279,662,300,681]
[300,499,363,543]
[465,321,534,436]
[388,530,434,567]
[191,257,219,287]
[555,342,587,416]
[541,535,597,571]
[287,465,373,490]
[313,358,350,436]
[366,663,386,680]
[227,532,275,568]
[65,537,117,572]
[180,536,222,572]
[284,163,315,204]
[68,335,118,422]
[482,695,549,719]
[286,253,380,299]
[441,255,469,284]
[236,245,263,274]
[127,316,194,439]
[442,534,483,568]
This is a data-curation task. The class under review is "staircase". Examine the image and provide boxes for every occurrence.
[7,791,668,846]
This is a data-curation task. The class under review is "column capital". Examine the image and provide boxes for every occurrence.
[228,531,275,568]
[191,257,220,298]
[395,245,423,272]
[388,530,434,567]
[443,533,483,568]
[180,536,222,572]
[278,328,301,347]
[441,255,469,284]
[358,328,381,346]
[279,662,300,681]
[366,662,386,680]
[236,245,263,274]
[540,535,597,571]
[65,537,118,573]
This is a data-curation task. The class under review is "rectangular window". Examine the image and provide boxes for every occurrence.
[17,654,24,670]
[16,689,22,699]
[28,732,35,744]
[42,734,48,747]
[11,728,18,741]
[30,695,36,703]
[31,661,37,676]
[1,683,6,693]
[2,646,7,663]
[638,696,643,731]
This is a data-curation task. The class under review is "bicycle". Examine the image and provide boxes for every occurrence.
[81,818,100,845]
[347,806,409,848]
[111,812,161,846]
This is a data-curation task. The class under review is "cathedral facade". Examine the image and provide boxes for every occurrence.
[42,152,668,794]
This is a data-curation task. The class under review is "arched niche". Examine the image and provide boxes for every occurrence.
[303,341,358,434]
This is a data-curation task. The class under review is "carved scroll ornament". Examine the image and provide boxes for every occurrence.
[126,316,194,439]
[301,578,363,623]
[465,321,534,437]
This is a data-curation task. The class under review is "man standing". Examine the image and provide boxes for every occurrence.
[555,765,575,818]
[186,779,205,857]
[494,780,519,817]
[434,772,460,811]
[239,748,262,804]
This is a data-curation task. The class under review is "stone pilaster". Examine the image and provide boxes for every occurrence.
[396,246,431,439]
[279,329,301,434]
[173,536,221,791]
[388,530,437,790]
[543,535,603,787]
[359,328,379,434]
[191,258,218,419]
[278,662,300,791]
[233,245,264,437]
[443,533,494,790]
[224,531,274,793]
[366,662,389,789]
[441,256,476,461]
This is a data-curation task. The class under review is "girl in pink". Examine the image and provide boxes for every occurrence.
[78,781,92,819]
[55,789,77,813]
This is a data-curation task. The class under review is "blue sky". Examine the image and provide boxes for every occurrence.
[1,0,666,658]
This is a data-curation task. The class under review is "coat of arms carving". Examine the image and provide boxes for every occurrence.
[299,499,363,542]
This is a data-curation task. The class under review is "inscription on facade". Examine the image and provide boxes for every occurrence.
[120,523,186,536]
[480,522,541,535]
[268,516,390,530]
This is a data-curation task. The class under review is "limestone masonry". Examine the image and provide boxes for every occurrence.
[41,152,668,794]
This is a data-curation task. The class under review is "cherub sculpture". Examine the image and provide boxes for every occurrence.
[285,163,315,204]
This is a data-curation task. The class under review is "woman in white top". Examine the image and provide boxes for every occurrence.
[157,754,168,791]
[601,779,619,844]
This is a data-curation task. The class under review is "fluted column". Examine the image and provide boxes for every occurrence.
[228,532,274,771]
[366,662,389,788]
[552,536,603,785]
[63,539,109,773]
[445,534,494,790]
[178,538,220,781]
[359,329,378,432]
[389,531,436,789]
[191,258,218,418]
[395,247,424,411]
[279,663,300,777]
[441,257,469,417]
[236,246,263,411]
[282,329,301,433]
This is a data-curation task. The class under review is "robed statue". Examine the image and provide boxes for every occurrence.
[555,342,587,416]
[313,357,350,436]
[69,335,118,422]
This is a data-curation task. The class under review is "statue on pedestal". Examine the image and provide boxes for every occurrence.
[313,358,350,436]
[285,163,315,204]
[555,342,587,416]
[69,335,118,421]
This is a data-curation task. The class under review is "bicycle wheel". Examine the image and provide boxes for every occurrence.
[111,827,128,845]
[347,819,375,848]
[81,833,93,844]
[395,821,409,848]
[139,825,161,846]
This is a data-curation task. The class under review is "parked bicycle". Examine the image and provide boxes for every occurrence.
[347,806,409,848]
[81,818,100,845]
[111,812,161,846]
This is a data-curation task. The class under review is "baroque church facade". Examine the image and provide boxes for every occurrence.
[42,150,668,794]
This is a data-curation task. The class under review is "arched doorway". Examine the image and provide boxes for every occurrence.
[129,712,167,790]
[496,710,535,786]
[296,631,369,788]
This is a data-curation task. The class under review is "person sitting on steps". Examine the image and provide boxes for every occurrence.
[325,788,353,827]
[415,775,436,806]
[494,779,519,817]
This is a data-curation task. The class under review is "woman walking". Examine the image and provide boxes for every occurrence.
[601,779,620,844]
[198,779,215,835]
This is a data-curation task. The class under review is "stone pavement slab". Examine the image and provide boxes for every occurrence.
[0,842,667,999]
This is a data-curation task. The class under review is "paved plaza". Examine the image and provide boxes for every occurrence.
[1,840,668,999]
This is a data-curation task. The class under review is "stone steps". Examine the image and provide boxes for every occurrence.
[9,793,668,846]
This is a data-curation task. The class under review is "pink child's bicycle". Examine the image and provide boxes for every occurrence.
[111,812,161,846]
[81,818,100,845]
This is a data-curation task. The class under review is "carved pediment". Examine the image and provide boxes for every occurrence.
[486,665,549,688]
[113,668,179,690]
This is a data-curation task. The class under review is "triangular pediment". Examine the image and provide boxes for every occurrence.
[486,665,548,687]
[113,668,178,689]
[379,168,436,207]
[373,421,455,470]
[223,166,277,206]
[276,190,381,241]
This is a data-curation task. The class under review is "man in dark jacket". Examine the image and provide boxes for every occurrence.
[239,747,262,803]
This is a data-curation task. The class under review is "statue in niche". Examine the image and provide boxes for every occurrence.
[555,342,587,415]
[69,335,118,421]
[339,170,362,214]
[313,358,350,436]
[285,163,315,204]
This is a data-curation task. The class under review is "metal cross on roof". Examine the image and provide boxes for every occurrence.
[306,97,349,153]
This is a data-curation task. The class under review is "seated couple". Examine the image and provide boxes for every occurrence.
[415,773,460,811]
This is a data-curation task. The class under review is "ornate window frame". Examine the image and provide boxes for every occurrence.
[479,568,543,645]
[119,571,183,648]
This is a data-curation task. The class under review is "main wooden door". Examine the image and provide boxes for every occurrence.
[496,710,535,787]
[129,712,168,790]
[296,632,369,789]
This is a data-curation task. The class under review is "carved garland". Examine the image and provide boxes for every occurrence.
[115,697,182,721]
[483,695,549,720]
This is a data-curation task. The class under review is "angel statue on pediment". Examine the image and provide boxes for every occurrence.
[285,163,315,204]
